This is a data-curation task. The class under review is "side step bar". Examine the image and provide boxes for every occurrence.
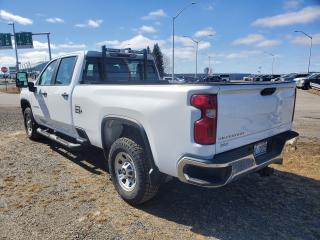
[36,128,85,150]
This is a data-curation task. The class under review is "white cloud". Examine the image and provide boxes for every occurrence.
[233,34,265,45]
[19,51,50,63]
[75,19,103,28]
[291,33,320,45]
[58,43,86,49]
[139,25,157,33]
[252,6,320,27]
[3,50,84,65]
[232,34,281,48]
[46,17,64,23]
[32,41,86,50]
[194,27,216,38]
[0,55,16,65]
[255,39,282,47]
[97,40,121,46]
[225,50,261,59]
[0,9,33,25]
[33,40,56,49]
[198,42,211,50]
[171,35,211,49]
[162,47,195,60]
[283,0,301,10]
[97,35,166,49]
[173,36,195,46]
[142,9,167,20]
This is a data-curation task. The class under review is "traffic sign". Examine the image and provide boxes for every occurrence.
[1,67,8,73]
[15,32,33,49]
[9,67,17,74]
[0,33,13,49]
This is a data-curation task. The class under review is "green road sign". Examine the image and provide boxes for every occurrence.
[15,32,33,49]
[0,33,13,49]
[9,67,17,74]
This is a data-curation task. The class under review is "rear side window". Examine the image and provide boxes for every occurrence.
[55,56,77,85]
[83,58,102,83]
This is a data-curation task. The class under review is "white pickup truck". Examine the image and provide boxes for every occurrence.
[16,47,298,205]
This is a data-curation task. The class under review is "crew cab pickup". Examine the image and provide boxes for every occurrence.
[16,47,298,205]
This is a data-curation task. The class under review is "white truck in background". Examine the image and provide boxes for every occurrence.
[16,47,298,205]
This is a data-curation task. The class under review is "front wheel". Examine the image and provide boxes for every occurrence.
[23,107,41,140]
[108,137,161,205]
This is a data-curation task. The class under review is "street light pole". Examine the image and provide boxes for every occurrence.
[195,41,198,78]
[208,56,212,75]
[32,32,52,61]
[183,34,214,79]
[294,30,313,73]
[264,51,275,74]
[8,22,19,72]
[47,33,52,60]
[183,36,200,78]
[172,2,196,82]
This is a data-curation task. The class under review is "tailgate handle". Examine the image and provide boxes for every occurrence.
[261,88,276,96]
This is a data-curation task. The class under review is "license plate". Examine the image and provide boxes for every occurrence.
[254,141,268,157]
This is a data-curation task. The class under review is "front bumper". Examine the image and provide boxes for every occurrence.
[177,130,298,187]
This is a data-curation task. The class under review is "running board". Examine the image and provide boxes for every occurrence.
[36,128,83,149]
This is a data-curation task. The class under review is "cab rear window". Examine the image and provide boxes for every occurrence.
[82,57,160,84]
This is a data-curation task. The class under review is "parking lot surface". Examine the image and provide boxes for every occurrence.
[0,90,319,240]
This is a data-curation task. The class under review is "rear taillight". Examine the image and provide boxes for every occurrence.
[191,94,217,145]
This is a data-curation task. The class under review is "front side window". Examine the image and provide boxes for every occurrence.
[55,56,77,85]
[38,60,57,85]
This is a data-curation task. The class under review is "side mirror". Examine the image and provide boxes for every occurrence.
[16,72,28,88]
[28,82,37,93]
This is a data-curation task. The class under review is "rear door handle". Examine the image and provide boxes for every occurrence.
[261,88,276,96]
[61,92,69,98]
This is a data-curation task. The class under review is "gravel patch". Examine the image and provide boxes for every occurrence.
[0,107,319,240]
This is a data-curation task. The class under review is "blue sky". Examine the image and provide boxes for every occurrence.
[0,0,320,73]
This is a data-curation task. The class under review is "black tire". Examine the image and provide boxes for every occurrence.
[108,137,161,205]
[258,166,274,177]
[302,85,309,90]
[23,107,41,140]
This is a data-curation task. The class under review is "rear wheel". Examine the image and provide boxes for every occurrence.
[258,166,274,177]
[23,107,41,140]
[109,137,161,205]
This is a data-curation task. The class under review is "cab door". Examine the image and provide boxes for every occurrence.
[32,59,59,128]
[45,56,78,136]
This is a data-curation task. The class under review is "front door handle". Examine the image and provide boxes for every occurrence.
[41,92,47,97]
[61,92,69,98]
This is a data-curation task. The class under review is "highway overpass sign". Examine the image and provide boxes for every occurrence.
[15,32,33,49]
[0,33,13,49]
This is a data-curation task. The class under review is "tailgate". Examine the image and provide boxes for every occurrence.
[216,82,296,154]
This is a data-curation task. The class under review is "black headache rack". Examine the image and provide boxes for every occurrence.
[101,45,148,81]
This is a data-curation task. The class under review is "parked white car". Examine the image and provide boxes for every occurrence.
[163,76,185,83]
[16,47,298,205]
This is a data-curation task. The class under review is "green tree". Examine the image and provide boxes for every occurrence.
[152,43,165,78]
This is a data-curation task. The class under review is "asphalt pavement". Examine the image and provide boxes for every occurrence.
[0,92,20,107]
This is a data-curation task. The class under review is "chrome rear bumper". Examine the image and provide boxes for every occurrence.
[177,130,298,187]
